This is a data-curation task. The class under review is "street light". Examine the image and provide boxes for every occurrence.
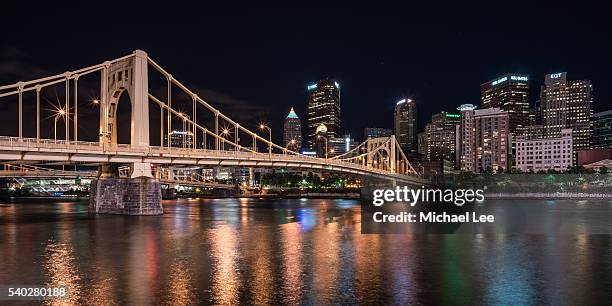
[220,128,229,150]
[54,108,66,143]
[317,135,328,160]
[259,124,272,157]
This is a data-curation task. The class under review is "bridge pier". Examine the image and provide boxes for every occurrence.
[89,163,163,215]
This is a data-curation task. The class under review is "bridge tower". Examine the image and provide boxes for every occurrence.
[100,49,152,178]
[90,50,161,215]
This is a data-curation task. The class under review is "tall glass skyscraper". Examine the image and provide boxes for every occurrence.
[540,72,593,160]
[394,98,417,154]
[283,107,302,151]
[307,78,341,149]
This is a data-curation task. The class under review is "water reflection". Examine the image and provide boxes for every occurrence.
[0,199,610,304]
[164,260,194,305]
[43,241,81,305]
[280,222,304,304]
[209,224,239,305]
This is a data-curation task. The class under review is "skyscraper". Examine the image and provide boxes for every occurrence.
[394,98,417,154]
[424,111,461,167]
[540,72,593,159]
[283,107,302,151]
[480,74,529,133]
[417,132,427,155]
[459,105,511,173]
[307,78,341,149]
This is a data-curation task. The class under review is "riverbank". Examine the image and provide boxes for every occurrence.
[239,192,360,199]
[485,192,612,199]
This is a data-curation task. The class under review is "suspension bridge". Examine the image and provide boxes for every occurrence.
[0,50,426,214]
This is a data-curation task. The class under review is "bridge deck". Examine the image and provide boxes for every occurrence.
[0,136,427,185]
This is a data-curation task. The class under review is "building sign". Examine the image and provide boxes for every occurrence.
[491,77,507,86]
[550,73,563,79]
[301,150,317,156]
[492,75,528,86]
[445,113,461,118]
[457,104,477,111]
[510,75,528,81]
[307,84,317,91]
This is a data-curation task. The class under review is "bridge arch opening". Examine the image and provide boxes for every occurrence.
[109,87,133,145]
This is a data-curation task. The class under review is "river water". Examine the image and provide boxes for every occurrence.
[0,198,611,305]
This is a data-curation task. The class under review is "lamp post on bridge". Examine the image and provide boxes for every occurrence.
[54,108,66,143]
[259,124,272,158]
[221,128,229,151]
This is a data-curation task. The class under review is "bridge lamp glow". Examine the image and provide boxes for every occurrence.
[222,129,229,135]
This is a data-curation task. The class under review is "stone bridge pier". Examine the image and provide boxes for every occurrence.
[89,162,163,215]
[88,50,162,215]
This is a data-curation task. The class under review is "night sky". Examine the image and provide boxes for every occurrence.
[1,4,610,145]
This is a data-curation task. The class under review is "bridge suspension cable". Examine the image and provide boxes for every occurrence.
[0,50,423,180]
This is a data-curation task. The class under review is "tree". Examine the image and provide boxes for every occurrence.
[600,167,609,174]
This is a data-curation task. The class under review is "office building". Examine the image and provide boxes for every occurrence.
[481,74,530,132]
[540,72,593,159]
[327,135,357,158]
[283,107,302,151]
[364,127,392,139]
[519,125,545,140]
[515,129,573,172]
[164,130,194,149]
[592,110,612,149]
[307,78,341,148]
[417,132,427,155]
[458,105,511,173]
[529,99,542,125]
[394,98,417,154]
[424,111,461,166]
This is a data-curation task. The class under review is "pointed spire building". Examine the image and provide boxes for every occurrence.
[284,107,302,151]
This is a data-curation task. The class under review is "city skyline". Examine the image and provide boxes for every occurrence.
[1,5,610,144]
[1,6,611,306]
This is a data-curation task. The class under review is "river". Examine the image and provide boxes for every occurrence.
[1,198,611,305]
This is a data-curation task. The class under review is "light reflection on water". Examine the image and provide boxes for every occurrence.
[0,198,611,304]
[43,241,81,306]
[209,224,239,305]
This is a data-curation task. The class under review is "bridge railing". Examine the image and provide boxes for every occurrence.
[0,136,411,177]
